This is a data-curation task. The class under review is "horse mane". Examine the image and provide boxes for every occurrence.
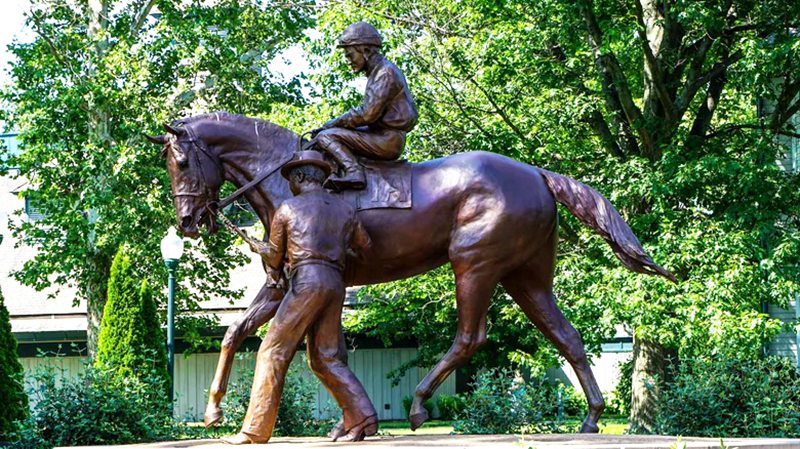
[171,111,295,138]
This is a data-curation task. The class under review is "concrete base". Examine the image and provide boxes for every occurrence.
[64,434,800,449]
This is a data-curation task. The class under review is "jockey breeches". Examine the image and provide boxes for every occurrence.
[316,126,405,160]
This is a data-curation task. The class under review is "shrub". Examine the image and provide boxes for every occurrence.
[25,360,173,446]
[538,382,588,418]
[402,395,434,418]
[0,287,28,439]
[436,394,465,421]
[4,417,50,449]
[453,367,561,434]
[222,354,328,436]
[609,357,633,416]
[655,356,800,437]
[95,247,168,392]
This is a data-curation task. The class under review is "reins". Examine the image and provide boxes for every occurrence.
[174,124,302,243]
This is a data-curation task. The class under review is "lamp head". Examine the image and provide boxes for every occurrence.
[160,226,185,263]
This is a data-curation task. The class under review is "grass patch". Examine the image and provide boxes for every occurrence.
[562,416,628,435]
[378,420,454,435]
[377,417,628,436]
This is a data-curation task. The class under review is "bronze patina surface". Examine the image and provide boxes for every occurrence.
[152,110,674,441]
[221,151,375,444]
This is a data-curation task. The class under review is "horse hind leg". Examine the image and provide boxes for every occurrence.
[409,268,497,430]
[205,283,283,427]
[502,270,605,433]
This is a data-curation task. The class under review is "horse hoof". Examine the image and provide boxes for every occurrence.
[409,410,428,431]
[579,421,600,433]
[204,406,223,428]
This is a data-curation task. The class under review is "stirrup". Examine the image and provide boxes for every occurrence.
[324,171,366,191]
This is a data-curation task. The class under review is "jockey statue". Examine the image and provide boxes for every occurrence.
[310,21,418,191]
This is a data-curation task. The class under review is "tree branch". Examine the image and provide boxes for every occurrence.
[583,109,626,159]
[695,50,743,89]
[578,0,654,158]
[633,0,676,120]
[674,37,713,115]
[769,77,800,131]
[129,0,156,37]
[541,39,629,158]
[465,77,544,148]
[353,0,471,38]
[724,22,800,35]
[29,11,79,79]
[687,66,727,147]
[705,123,800,139]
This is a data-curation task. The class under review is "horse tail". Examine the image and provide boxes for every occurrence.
[539,168,676,282]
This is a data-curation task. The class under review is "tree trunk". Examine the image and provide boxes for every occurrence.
[84,255,110,358]
[83,0,112,359]
[629,336,667,433]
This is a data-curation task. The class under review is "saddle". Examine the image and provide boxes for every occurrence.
[336,158,412,211]
[299,138,412,210]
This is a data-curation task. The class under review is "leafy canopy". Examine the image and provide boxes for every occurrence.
[1,0,313,351]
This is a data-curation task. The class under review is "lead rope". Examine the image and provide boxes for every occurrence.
[214,207,287,289]
[211,205,269,253]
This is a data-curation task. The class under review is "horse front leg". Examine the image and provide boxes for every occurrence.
[205,283,284,427]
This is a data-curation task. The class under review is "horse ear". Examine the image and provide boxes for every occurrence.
[163,122,185,135]
[144,134,167,145]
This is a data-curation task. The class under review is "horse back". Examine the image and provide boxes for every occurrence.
[345,151,557,285]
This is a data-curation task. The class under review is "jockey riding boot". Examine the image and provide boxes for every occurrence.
[322,142,366,191]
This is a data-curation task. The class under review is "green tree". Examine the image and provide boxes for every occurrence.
[94,246,168,390]
[309,0,800,430]
[0,0,312,355]
[0,286,29,438]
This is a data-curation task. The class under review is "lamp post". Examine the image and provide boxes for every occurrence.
[160,226,184,404]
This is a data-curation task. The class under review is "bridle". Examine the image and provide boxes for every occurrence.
[170,124,293,229]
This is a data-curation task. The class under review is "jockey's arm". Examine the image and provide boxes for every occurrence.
[325,69,401,129]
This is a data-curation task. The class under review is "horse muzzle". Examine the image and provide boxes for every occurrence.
[178,210,219,238]
[178,214,201,238]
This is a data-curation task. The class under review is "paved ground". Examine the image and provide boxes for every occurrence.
[64,434,800,449]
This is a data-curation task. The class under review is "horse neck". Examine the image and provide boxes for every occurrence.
[198,118,295,229]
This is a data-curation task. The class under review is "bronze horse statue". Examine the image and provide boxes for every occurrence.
[149,111,674,434]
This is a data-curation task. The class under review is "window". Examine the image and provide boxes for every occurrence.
[0,133,20,169]
[25,196,46,222]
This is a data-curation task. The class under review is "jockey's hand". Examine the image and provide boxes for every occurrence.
[309,119,337,137]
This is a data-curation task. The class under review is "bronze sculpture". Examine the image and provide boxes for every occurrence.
[150,111,674,437]
[220,151,377,444]
[309,22,418,191]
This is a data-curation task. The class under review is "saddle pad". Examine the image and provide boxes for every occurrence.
[338,159,413,210]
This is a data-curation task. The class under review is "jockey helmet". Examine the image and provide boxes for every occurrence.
[337,22,382,48]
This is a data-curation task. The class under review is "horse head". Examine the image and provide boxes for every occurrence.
[147,122,223,238]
